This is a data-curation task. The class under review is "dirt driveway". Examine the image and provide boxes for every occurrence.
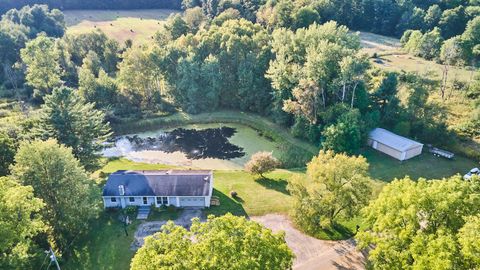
[251,214,366,270]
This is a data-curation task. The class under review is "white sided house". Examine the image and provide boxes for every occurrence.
[102,170,213,208]
[368,128,423,161]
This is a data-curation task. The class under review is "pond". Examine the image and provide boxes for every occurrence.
[102,123,281,169]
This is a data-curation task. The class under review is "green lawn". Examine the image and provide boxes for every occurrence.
[363,148,477,182]
[63,212,138,270]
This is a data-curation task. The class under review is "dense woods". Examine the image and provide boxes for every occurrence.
[0,1,479,269]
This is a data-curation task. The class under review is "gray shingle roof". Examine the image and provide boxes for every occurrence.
[369,128,423,152]
[102,170,212,197]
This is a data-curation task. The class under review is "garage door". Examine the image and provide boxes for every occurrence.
[180,197,205,207]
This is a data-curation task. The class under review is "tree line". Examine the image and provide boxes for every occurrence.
[0,0,182,14]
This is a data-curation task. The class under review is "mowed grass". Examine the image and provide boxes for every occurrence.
[362,148,477,182]
[64,9,178,43]
[63,212,139,270]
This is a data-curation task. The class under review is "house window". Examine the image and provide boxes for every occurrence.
[129,197,135,202]
[110,197,117,202]
[156,197,168,205]
[143,197,148,205]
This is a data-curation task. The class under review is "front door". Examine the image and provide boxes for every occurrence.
[143,197,148,205]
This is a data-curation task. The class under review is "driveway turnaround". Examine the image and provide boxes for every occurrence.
[251,214,366,270]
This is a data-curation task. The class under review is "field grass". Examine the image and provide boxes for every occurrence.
[359,31,475,83]
[64,9,178,44]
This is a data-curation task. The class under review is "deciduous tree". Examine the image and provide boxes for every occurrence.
[288,150,372,232]
[11,139,99,252]
[130,214,294,270]
[244,151,280,178]
[357,177,480,270]
[0,177,46,269]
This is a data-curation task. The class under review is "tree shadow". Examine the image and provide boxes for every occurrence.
[254,177,290,195]
[319,222,355,241]
[204,189,248,218]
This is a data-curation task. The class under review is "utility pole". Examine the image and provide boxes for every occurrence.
[48,247,61,270]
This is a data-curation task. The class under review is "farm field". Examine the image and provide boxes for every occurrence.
[64,9,178,43]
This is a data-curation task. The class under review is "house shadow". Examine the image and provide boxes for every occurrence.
[254,177,290,195]
[204,189,248,218]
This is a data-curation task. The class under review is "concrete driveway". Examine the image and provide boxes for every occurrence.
[251,214,366,270]
[131,208,203,249]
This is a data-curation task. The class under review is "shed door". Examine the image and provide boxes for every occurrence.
[180,197,205,207]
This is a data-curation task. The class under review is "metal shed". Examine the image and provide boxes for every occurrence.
[368,128,423,161]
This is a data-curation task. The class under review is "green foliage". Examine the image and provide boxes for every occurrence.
[37,86,112,169]
[11,139,100,253]
[459,215,480,267]
[156,19,272,114]
[130,214,294,270]
[0,176,46,269]
[244,151,280,177]
[322,109,364,154]
[288,150,372,233]
[0,132,16,176]
[20,34,62,99]
[357,177,480,269]
[2,4,65,38]
[117,45,165,112]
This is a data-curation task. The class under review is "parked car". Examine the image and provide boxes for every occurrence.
[463,168,480,180]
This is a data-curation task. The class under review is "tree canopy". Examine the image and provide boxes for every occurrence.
[288,150,372,233]
[0,176,46,269]
[357,177,480,269]
[130,214,294,270]
[11,139,99,252]
[37,86,111,169]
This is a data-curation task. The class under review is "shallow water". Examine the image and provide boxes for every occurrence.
[103,124,280,169]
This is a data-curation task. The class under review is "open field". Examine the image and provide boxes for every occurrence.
[359,31,475,83]
[64,9,178,43]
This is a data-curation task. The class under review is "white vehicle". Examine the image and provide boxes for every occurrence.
[463,168,480,180]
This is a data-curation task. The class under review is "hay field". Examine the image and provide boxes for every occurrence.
[64,9,178,44]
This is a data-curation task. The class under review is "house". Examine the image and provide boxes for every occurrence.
[102,170,213,208]
[368,128,423,161]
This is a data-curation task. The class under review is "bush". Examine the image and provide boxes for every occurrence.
[245,152,280,178]
[124,205,138,216]
[230,191,238,197]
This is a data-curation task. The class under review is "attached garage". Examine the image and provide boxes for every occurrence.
[368,128,423,161]
[180,197,206,207]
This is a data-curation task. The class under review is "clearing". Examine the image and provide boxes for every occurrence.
[359,31,475,83]
[64,9,178,43]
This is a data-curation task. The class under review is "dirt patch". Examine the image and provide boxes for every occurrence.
[251,214,366,270]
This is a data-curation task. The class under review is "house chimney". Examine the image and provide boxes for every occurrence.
[118,185,125,196]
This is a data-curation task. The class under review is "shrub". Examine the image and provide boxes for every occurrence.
[230,191,238,197]
[124,205,138,216]
[244,151,280,178]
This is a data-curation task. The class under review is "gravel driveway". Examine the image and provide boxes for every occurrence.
[251,214,366,270]
[131,209,203,249]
